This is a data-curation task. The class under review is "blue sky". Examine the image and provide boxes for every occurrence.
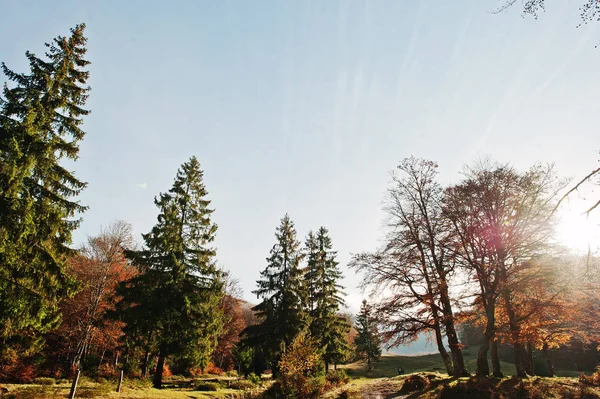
[2,0,599,322]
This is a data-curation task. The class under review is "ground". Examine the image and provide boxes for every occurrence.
[0,374,265,399]
[1,353,598,398]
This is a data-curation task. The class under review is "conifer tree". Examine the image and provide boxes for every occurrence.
[305,227,351,371]
[354,300,381,372]
[0,25,90,358]
[241,214,306,373]
[116,157,224,388]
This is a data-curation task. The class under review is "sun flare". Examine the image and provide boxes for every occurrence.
[556,210,599,252]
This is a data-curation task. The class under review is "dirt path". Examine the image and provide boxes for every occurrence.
[356,378,407,399]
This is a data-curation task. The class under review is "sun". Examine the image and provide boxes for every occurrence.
[556,209,599,252]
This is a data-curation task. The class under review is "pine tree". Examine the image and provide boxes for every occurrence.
[241,214,307,373]
[305,227,351,371]
[354,300,381,372]
[116,157,224,388]
[0,25,90,358]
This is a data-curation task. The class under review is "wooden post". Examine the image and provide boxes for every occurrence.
[68,369,80,399]
[117,369,124,393]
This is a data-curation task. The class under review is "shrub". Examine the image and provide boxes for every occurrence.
[326,370,349,387]
[337,390,359,399]
[204,362,224,375]
[247,372,261,384]
[0,361,37,383]
[195,382,220,391]
[579,386,600,399]
[162,364,172,377]
[97,363,115,379]
[225,369,238,377]
[399,374,429,393]
[261,379,324,399]
[278,331,323,399]
[580,367,600,387]
[439,378,495,399]
[231,380,255,390]
[33,377,56,385]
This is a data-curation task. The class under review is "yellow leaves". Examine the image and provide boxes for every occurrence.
[279,331,321,378]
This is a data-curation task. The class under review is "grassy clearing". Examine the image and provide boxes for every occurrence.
[327,372,600,399]
[0,352,593,398]
[340,353,516,379]
[340,349,583,379]
[0,375,267,399]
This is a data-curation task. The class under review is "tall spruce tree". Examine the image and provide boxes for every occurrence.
[354,300,381,372]
[0,25,90,357]
[305,227,351,371]
[116,157,224,388]
[241,214,306,373]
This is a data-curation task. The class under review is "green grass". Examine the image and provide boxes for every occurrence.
[0,375,267,399]
[341,348,581,379]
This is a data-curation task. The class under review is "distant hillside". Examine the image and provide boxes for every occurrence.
[384,334,438,356]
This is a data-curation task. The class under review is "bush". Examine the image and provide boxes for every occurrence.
[247,372,261,384]
[337,390,359,399]
[399,374,429,393]
[195,382,220,391]
[33,377,56,385]
[439,378,495,399]
[97,363,116,379]
[162,364,172,377]
[326,370,349,387]
[580,367,600,387]
[278,332,323,399]
[231,380,255,390]
[204,362,224,375]
[0,361,37,383]
[225,369,238,377]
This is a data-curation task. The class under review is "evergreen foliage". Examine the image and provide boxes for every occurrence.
[0,24,90,358]
[354,300,381,372]
[115,157,224,388]
[305,227,351,370]
[241,214,307,373]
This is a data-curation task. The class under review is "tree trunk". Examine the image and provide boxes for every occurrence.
[437,269,469,377]
[153,351,166,389]
[477,340,490,377]
[98,348,106,368]
[477,304,497,377]
[444,317,468,377]
[142,349,151,379]
[526,341,534,375]
[433,322,454,375]
[542,343,554,377]
[491,339,503,377]
[502,291,528,377]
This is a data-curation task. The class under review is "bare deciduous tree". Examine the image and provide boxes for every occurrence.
[351,157,468,377]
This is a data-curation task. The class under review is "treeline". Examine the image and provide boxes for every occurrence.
[351,157,600,378]
[0,25,245,387]
[0,25,362,391]
[238,215,353,375]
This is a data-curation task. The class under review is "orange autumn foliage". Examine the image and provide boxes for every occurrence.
[48,222,137,372]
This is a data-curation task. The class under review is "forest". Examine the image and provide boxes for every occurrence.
[1,3,600,399]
